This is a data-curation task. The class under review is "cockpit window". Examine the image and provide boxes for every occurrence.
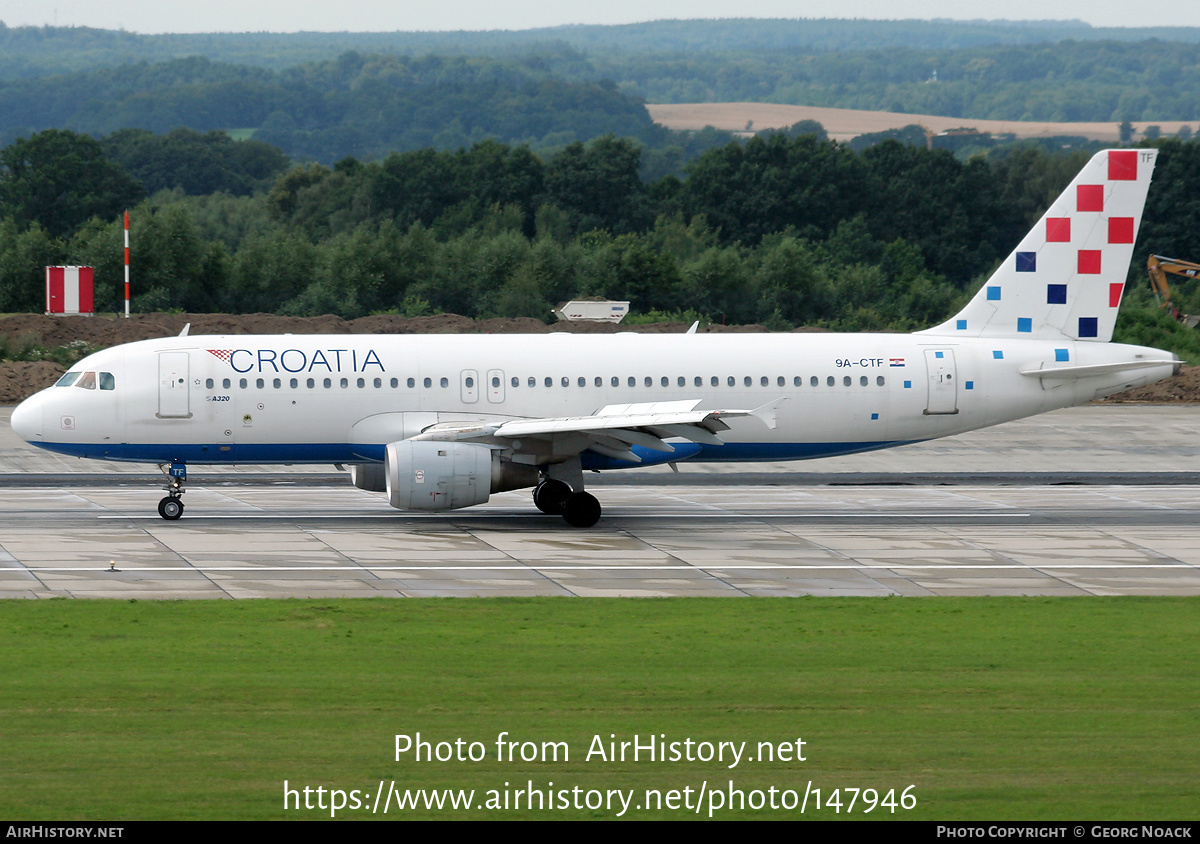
[99,372,115,390]
[55,372,81,387]
[75,371,97,390]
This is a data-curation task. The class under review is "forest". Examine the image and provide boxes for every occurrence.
[3,21,1200,363]
[3,23,1200,161]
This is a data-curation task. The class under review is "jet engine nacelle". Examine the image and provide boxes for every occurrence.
[384,440,539,511]
[349,463,387,492]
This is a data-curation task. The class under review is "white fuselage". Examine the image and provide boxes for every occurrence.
[11,332,1177,469]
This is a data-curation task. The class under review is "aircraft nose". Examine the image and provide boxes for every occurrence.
[10,395,43,443]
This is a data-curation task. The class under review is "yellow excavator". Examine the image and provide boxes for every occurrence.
[1147,254,1200,328]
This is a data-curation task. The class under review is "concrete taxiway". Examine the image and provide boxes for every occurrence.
[2,404,1199,598]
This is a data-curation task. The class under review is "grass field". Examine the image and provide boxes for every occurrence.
[1,598,1196,820]
[645,103,1199,143]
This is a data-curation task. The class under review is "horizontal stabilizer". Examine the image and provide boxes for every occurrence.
[1019,358,1178,380]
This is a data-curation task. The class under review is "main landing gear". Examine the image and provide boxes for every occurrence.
[533,478,602,528]
[157,462,187,520]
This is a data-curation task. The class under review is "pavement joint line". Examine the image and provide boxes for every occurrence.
[142,524,235,599]
[91,512,1038,520]
[19,563,1200,572]
[465,524,580,597]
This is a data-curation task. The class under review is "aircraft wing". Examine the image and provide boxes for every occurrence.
[408,399,781,464]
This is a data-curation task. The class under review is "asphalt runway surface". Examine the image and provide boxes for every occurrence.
[3,405,1199,598]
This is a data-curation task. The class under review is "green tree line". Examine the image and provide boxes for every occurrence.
[5,128,1200,360]
[3,20,1200,80]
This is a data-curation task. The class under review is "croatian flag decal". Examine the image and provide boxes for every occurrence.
[889,358,906,367]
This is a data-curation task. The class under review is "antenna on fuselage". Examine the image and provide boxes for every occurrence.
[178,323,191,337]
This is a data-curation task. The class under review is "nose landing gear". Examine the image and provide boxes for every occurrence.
[157,462,187,520]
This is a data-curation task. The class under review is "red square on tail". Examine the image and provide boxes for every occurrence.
[1046,217,1071,242]
[1077,184,1104,212]
[1078,250,1102,274]
[1109,283,1124,308]
[1108,217,1134,244]
[1108,150,1138,181]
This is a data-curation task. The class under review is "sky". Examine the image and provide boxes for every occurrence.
[1,0,1197,33]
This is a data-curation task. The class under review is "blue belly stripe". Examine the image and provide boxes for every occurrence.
[31,439,919,467]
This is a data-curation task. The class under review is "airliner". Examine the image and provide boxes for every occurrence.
[10,149,1179,527]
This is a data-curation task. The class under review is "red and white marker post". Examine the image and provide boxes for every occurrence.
[123,210,130,318]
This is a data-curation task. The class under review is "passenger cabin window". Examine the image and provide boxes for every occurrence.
[223,378,231,389]
[205,378,214,389]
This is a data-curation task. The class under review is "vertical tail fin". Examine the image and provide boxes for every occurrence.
[922,148,1157,341]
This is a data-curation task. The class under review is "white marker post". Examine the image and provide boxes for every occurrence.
[123,210,130,318]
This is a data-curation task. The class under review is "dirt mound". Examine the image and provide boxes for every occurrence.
[0,361,65,404]
[1102,364,1200,403]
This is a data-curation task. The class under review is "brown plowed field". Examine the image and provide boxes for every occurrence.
[0,312,1194,404]
[645,103,1196,143]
